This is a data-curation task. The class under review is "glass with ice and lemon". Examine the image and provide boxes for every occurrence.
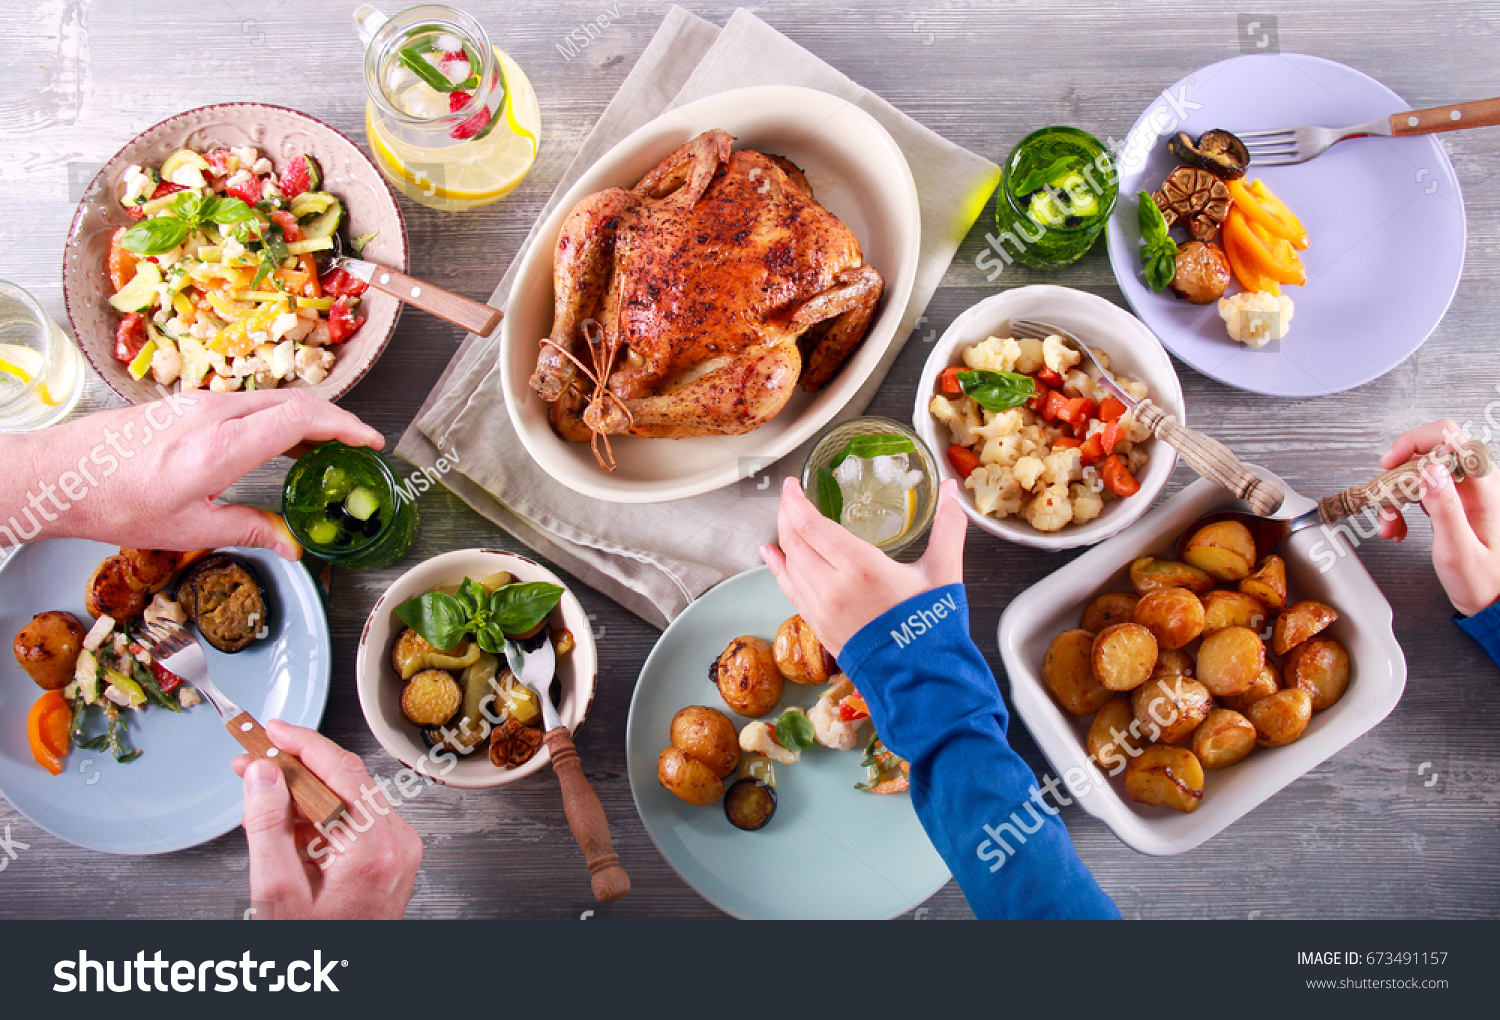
[357,5,540,211]
[802,418,939,556]
[0,280,84,433]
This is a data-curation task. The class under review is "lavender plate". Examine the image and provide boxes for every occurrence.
[63,103,408,405]
[1105,53,1466,397]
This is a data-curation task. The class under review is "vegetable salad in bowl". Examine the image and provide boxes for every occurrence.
[106,145,373,393]
[929,334,1154,533]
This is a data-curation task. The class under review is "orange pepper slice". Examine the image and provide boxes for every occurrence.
[1228,178,1309,250]
[1223,207,1306,287]
[27,690,71,776]
[1222,220,1282,296]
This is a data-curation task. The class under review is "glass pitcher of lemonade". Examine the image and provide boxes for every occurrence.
[355,4,541,211]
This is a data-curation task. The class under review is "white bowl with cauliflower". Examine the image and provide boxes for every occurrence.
[913,285,1184,550]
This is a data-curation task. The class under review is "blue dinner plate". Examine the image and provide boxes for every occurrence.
[0,541,330,854]
[626,566,950,919]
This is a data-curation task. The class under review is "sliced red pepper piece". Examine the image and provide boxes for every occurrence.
[938,365,965,398]
[1041,389,1069,423]
[1078,434,1104,466]
[1100,420,1122,455]
[150,662,184,695]
[1102,454,1140,497]
[1098,396,1127,423]
[947,444,980,479]
[1026,383,1052,415]
[1035,366,1064,388]
[1053,436,1083,449]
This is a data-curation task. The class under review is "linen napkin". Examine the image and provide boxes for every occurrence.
[396,6,1000,628]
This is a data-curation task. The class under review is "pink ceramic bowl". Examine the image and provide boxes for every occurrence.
[62,103,407,404]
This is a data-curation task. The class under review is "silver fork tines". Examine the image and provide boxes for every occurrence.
[1236,116,1392,166]
[136,619,239,718]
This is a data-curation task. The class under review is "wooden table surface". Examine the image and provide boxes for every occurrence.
[2,0,1498,920]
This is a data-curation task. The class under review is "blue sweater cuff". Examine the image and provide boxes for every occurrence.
[1454,601,1500,670]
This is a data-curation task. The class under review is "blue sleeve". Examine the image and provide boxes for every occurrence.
[837,584,1119,920]
[1454,601,1500,670]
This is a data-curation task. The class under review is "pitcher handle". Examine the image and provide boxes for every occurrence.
[352,4,389,47]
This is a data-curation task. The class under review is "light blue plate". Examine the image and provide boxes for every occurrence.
[0,541,330,854]
[626,566,950,919]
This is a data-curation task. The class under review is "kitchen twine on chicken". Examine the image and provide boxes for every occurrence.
[538,317,634,472]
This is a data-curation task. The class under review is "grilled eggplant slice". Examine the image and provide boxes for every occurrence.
[175,554,268,653]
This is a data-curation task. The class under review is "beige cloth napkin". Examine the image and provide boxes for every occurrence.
[395,6,1000,628]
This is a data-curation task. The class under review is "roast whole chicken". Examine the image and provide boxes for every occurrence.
[529,129,884,466]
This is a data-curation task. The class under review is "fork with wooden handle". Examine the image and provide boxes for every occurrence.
[138,619,345,828]
[1010,318,1286,517]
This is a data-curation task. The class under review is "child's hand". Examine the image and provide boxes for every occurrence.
[1377,420,1500,616]
[759,477,969,655]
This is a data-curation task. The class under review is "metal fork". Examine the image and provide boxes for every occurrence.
[1010,319,1284,516]
[1240,96,1500,166]
[505,634,629,903]
[137,619,345,827]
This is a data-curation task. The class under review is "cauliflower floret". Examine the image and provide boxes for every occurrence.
[1042,334,1082,374]
[1115,375,1149,403]
[151,345,181,386]
[1013,455,1046,490]
[1024,483,1073,532]
[965,463,1025,517]
[208,373,242,392]
[269,340,296,380]
[739,721,799,765]
[1219,291,1295,347]
[962,336,1023,373]
[1041,446,1083,487]
[295,345,335,385]
[1013,336,1045,375]
[980,434,1025,467]
[1062,368,1099,402]
[808,677,869,750]
[930,394,983,448]
[1070,482,1104,524]
[972,407,1026,442]
[1126,447,1149,475]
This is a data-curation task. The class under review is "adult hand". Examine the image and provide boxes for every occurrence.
[232,721,422,920]
[8,389,383,557]
[1376,419,1500,616]
[759,477,969,655]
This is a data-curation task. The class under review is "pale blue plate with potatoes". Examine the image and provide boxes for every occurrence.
[626,565,950,919]
[0,540,330,854]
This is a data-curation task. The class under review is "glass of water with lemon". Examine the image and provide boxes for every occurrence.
[356,4,540,211]
[801,418,939,557]
[0,281,84,432]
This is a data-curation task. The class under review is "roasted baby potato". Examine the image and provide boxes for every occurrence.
[1090,623,1158,693]
[1133,587,1205,650]
[1124,745,1205,813]
[670,705,741,778]
[713,636,784,717]
[1283,637,1351,711]
[391,628,482,680]
[13,610,86,690]
[1239,555,1288,612]
[1132,676,1214,744]
[84,554,148,621]
[1201,590,1268,633]
[773,614,837,685]
[658,746,725,806]
[1192,709,1257,770]
[1182,520,1258,581]
[119,549,182,593]
[1272,600,1339,655]
[1129,556,1214,595]
[1081,592,1140,633]
[1086,699,1141,774]
[1195,625,1266,697]
[1222,660,1280,713]
[1150,648,1196,680]
[401,669,463,727]
[1043,629,1115,712]
[1245,688,1313,747]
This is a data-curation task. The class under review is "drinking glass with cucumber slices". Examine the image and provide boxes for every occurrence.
[282,441,418,571]
[801,418,940,555]
[106,144,373,394]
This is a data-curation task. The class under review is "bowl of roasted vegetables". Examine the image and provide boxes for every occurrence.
[998,470,1407,855]
[356,549,597,790]
[63,103,407,405]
